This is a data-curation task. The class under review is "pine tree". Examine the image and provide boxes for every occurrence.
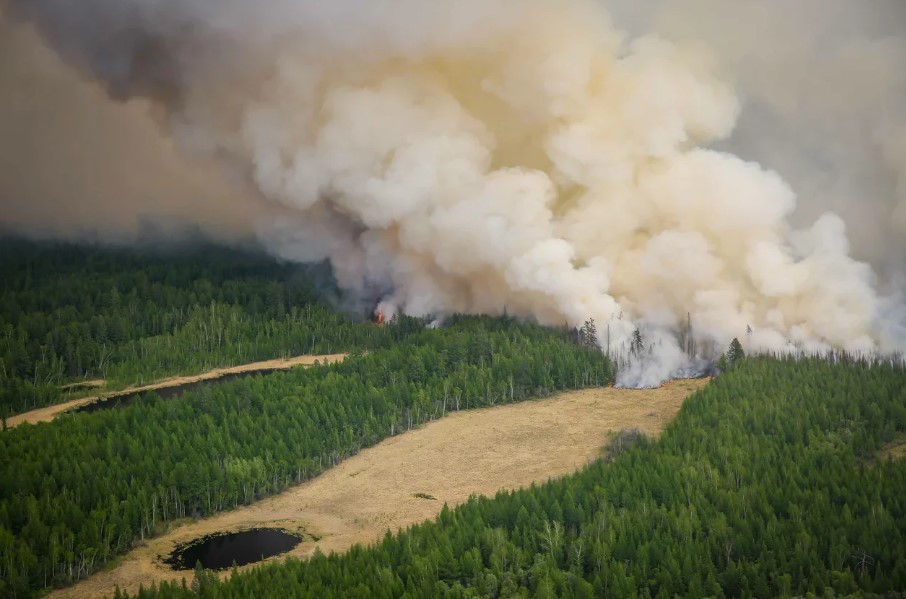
[727,338,745,366]
[580,319,598,349]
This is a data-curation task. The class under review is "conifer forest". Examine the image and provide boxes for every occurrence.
[1,240,905,599]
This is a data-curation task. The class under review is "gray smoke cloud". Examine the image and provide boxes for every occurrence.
[0,6,261,243]
[609,0,906,274]
[1,0,904,386]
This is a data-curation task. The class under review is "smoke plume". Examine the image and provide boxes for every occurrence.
[2,0,905,386]
[0,7,266,243]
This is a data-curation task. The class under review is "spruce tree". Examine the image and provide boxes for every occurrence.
[727,337,745,366]
[580,319,598,349]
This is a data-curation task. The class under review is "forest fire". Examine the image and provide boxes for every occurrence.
[375,307,384,326]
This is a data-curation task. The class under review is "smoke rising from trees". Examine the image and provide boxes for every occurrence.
[1,0,904,386]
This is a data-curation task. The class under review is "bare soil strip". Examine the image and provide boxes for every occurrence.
[50,378,709,599]
[8,354,347,428]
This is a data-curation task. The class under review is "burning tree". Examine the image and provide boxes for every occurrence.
[630,329,645,358]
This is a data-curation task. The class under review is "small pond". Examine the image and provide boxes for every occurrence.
[73,369,275,414]
[164,528,303,570]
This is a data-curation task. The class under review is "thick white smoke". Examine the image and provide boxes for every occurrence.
[3,0,905,386]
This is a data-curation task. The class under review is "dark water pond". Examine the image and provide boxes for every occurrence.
[164,528,302,570]
[73,369,275,414]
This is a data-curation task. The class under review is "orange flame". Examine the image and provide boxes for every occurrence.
[376,307,384,325]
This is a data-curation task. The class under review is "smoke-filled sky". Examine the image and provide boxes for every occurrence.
[1,0,905,384]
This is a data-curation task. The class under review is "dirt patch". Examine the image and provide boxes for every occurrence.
[48,378,708,599]
[8,354,346,428]
[878,436,906,462]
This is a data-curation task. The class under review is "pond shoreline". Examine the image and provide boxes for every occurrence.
[47,380,708,599]
[163,528,305,571]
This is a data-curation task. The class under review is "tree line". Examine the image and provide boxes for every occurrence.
[0,239,393,416]
[112,357,906,599]
[0,315,613,598]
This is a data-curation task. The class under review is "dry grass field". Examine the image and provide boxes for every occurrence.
[8,353,347,428]
[49,378,709,599]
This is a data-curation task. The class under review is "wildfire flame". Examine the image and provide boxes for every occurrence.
[376,307,384,326]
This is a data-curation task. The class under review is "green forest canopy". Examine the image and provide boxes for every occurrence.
[3,239,905,599]
[118,357,906,599]
[0,312,612,598]
[0,239,389,415]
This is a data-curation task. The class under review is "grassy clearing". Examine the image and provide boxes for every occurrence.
[7,353,346,428]
[50,379,708,599]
